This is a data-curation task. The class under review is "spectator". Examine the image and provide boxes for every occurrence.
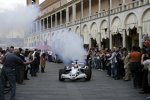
[140,49,150,94]
[129,46,142,89]
[108,47,117,79]
[0,48,33,100]
[123,54,131,81]
[24,50,31,80]
[40,53,46,73]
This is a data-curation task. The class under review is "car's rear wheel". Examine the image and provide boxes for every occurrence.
[59,69,65,81]
[85,67,92,81]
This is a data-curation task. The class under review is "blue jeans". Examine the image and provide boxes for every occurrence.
[1,68,16,100]
[111,63,117,78]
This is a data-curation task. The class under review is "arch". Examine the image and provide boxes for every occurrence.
[82,24,89,44]
[61,30,64,33]
[48,33,51,38]
[124,13,138,29]
[142,8,150,34]
[75,26,80,36]
[90,22,98,38]
[56,31,59,34]
[100,20,108,30]
[82,24,89,34]
[100,20,108,39]
[111,16,122,34]
[90,22,100,45]
[68,28,71,32]
[52,32,54,36]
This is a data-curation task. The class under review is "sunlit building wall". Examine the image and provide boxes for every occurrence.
[25,0,150,50]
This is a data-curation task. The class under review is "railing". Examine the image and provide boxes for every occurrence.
[81,16,90,22]
[75,19,81,25]
[110,6,122,14]
[90,13,98,20]
[67,21,75,26]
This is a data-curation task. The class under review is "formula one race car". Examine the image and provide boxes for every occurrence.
[59,60,92,81]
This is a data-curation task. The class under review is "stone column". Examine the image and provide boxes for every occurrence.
[34,22,36,32]
[139,0,142,6]
[42,19,44,30]
[60,11,62,25]
[66,7,69,23]
[143,0,146,4]
[89,34,92,48]
[51,15,53,28]
[81,0,84,18]
[122,0,126,10]
[41,19,43,31]
[98,0,101,12]
[32,23,34,33]
[38,20,40,32]
[122,29,126,47]
[98,32,101,50]
[35,0,39,4]
[39,20,41,31]
[138,26,143,48]
[35,22,36,32]
[72,4,76,21]
[55,13,57,27]
[89,0,91,16]
[123,0,125,5]
[36,21,38,32]
[36,20,39,32]
[109,33,112,49]
[109,0,112,9]
[47,17,48,29]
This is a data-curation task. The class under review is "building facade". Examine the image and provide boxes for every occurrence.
[25,0,150,50]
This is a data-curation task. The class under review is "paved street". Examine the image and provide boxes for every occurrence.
[6,62,148,100]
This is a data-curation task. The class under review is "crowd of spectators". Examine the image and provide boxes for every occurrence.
[1,45,150,100]
[0,46,47,100]
[86,46,150,95]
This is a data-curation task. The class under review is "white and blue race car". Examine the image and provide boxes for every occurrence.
[59,60,92,81]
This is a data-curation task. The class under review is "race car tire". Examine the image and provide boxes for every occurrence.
[59,69,65,81]
[85,67,92,81]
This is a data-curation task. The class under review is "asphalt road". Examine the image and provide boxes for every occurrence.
[5,62,149,100]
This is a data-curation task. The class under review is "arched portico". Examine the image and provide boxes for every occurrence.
[125,13,139,50]
[111,17,123,48]
[90,22,99,48]
[75,26,80,36]
[142,8,150,35]
[82,24,89,49]
[68,28,71,32]
[100,20,109,49]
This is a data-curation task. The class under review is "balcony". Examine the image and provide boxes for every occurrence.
[78,0,149,25]
[110,0,150,15]
[36,0,150,33]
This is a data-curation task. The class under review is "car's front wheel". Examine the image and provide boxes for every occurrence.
[59,69,65,81]
[85,67,92,81]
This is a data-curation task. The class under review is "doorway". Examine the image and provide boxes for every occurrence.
[112,33,122,48]
[91,38,97,48]
[126,26,139,51]
[101,38,109,49]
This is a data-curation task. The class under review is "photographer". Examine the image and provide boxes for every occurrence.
[0,48,33,100]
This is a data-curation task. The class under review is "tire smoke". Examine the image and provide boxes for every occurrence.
[51,30,87,64]
[0,4,39,38]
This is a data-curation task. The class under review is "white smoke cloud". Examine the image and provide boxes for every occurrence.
[0,4,39,38]
[0,0,26,11]
[51,30,87,64]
